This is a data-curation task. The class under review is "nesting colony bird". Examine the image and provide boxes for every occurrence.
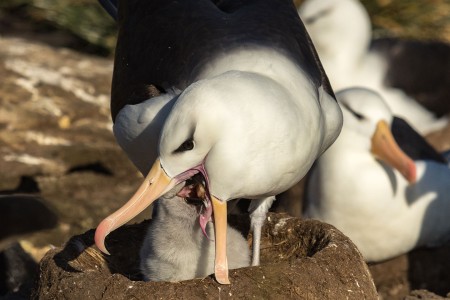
[305,87,450,262]
[298,0,450,134]
[140,192,250,282]
[95,0,343,284]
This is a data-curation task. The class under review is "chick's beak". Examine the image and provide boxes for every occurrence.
[95,158,175,254]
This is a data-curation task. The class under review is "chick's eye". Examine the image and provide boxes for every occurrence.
[175,139,194,153]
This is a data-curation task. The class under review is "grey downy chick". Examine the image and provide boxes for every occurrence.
[140,193,250,282]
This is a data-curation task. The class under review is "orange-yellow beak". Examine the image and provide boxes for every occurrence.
[94,158,231,284]
[211,196,230,284]
[95,158,175,254]
[371,120,416,183]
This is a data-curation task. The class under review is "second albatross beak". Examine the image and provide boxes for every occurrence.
[371,120,417,184]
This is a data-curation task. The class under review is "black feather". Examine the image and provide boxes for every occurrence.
[392,116,447,164]
[98,0,118,21]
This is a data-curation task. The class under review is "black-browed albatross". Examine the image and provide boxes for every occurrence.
[305,87,450,262]
[95,0,343,284]
[298,0,450,134]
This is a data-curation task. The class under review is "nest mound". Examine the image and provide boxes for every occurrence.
[33,213,377,299]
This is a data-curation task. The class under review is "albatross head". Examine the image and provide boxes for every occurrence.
[336,87,416,183]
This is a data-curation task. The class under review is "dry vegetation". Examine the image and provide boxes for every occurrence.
[360,0,450,42]
[1,0,449,57]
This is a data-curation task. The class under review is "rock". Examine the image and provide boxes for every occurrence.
[0,36,146,299]
[0,35,114,187]
[369,243,450,300]
[0,35,143,248]
[405,289,450,300]
[33,213,378,299]
[0,242,38,298]
[0,195,57,243]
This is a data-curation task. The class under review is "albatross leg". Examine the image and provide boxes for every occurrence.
[249,196,276,266]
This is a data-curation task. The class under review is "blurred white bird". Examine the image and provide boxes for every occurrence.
[305,87,450,262]
[298,0,450,134]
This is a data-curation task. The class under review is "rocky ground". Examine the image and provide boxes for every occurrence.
[0,34,450,299]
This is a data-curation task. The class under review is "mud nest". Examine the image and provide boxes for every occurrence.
[33,213,377,299]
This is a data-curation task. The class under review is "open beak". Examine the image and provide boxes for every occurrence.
[94,158,231,284]
[94,158,176,254]
[371,120,417,183]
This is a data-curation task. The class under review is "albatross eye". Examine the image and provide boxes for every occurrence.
[174,139,195,153]
[304,8,332,25]
[341,103,365,120]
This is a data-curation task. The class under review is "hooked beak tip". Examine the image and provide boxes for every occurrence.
[94,218,114,255]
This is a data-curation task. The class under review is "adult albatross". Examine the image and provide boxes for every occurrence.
[95,0,343,284]
[305,87,450,262]
[298,0,450,134]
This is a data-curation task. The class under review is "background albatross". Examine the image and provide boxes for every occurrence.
[298,0,450,134]
[95,0,342,284]
[306,87,450,262]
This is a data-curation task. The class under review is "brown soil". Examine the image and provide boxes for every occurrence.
[33,213,378,300]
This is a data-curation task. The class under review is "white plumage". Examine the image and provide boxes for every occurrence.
[298,0,448,134]
[94,0,343,284]
[305,87,450,262]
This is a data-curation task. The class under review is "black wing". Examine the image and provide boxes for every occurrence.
[392,116,448,164]
[98,0,118,21]
[108,0,334,121]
